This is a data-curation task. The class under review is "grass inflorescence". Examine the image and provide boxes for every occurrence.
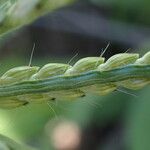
[0,51,150,109]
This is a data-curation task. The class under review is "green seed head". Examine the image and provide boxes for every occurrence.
[0,66,39,85]
[31,63,71,79]
[65,57,105,75]
[98,53,139,71]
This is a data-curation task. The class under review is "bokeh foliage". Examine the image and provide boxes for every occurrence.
[0,0,74,35]
[0,0,150,150]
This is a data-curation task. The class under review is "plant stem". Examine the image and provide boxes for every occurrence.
[0,65,149,97]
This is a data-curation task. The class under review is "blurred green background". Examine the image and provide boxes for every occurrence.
[0,0,150,150]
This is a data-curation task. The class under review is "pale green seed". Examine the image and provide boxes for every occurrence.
[82,84,116,95]
[31,63,71,80]
[0,66,39,85]
[65,57,105,75]
[98,53,139,71]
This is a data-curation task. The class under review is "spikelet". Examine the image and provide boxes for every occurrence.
[98,53,139,71]
[31,63,71,80]
[0,66,39,85]
[65,57,105,75]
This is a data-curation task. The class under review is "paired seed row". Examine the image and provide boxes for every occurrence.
[0,51,150,109]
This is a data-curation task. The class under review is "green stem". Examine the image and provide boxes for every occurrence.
[0,65,150,97]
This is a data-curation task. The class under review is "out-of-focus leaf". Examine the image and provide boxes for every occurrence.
[90,0,150,26]
[126,86,150,150]
[0,0,17,23]
[0,134,37,150]
[0,0,74,36]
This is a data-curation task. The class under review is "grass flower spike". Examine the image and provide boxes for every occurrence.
[0,51,150,109]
